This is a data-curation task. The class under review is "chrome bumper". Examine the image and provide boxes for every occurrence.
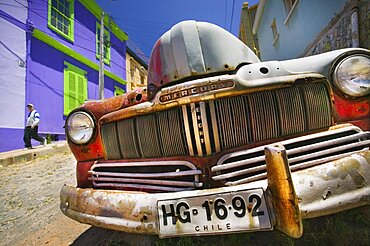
[60,150,370,236]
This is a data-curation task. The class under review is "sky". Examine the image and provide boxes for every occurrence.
[95,0,259,59]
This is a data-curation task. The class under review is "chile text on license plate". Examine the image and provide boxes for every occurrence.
[157,188,272,237]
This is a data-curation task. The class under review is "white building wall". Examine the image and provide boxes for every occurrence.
[0,1,28,128]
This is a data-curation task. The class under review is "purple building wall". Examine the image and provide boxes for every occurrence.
[28,37,118,135]
[0,0,127,152]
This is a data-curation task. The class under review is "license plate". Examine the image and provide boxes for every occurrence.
[157,188,272,238]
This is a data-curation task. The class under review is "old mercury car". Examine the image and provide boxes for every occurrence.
[60,21,370,238]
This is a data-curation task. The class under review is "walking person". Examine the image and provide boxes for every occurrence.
[23,103,47,149]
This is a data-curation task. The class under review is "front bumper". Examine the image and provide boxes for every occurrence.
[60,150,370,237]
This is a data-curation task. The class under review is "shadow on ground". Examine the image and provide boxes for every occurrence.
[71,206,370,246]
[71,227,158,246]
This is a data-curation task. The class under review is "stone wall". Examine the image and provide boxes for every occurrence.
[358,0,370,49]
[303,0,369,56]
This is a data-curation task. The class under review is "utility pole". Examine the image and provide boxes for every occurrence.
[98,11,105,100]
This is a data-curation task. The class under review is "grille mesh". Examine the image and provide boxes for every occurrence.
[214,83,331,150]
[102,108,188,159]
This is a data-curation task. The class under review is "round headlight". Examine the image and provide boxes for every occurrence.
[333,55,370,97]
[66,111,95,144]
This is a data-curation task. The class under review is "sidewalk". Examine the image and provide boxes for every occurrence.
[0,141,70,167]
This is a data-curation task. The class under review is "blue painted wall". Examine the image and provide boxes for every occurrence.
[257,0,347,61]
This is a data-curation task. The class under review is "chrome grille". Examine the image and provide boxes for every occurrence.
[212,126,370,185]
[214,83,331,149]
[101,82,332,159]
[101,108,188,159]
[88,161,202,192]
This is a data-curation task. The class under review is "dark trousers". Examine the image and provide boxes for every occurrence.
[23,126,44,147]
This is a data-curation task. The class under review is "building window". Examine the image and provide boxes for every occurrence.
[283,0,298,25]
[271,18,279,45]
[140,74,145,85]
[63,62,87,115]
[48,0,74,42]
[96,23,111,65]
[130,63,136,82]
[284,0,296,14]
[114,86,125,96]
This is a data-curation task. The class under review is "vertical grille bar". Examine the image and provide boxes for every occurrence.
[209,100,221,153]
[182,105,195,156]
[200,102,212,155]
[191,103,203,156]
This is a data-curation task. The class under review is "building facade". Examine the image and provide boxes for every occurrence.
[249,0,369,61]
[0,0,128,152]
[125,39,149,92]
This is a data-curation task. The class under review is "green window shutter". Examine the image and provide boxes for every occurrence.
[64,62,87,116]
[114,86,125,96]
[48,0,75,42]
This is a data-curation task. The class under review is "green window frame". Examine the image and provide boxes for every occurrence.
[114,86,125,96]
[48,0,74,42]
[96,23,111,65]
[64,62,87,115]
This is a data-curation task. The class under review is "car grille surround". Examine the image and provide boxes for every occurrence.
[101,82,332,159]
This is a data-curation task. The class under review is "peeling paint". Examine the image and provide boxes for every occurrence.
[322,188,332,200]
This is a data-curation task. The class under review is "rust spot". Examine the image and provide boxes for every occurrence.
[247,203,253,213]
[352,171,366,188]
[322,188,332,200]
[80,147,89,153]
[362,152,370,164]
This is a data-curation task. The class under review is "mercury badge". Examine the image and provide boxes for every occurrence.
[159,80,235,103]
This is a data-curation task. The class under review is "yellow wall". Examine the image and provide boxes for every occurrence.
[125,53,148,91]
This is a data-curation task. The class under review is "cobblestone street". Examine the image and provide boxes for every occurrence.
[0,151,89,245]
[0,151,158,246]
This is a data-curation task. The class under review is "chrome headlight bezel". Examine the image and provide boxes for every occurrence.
[66,111,95,145]
[332,54,370,98]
